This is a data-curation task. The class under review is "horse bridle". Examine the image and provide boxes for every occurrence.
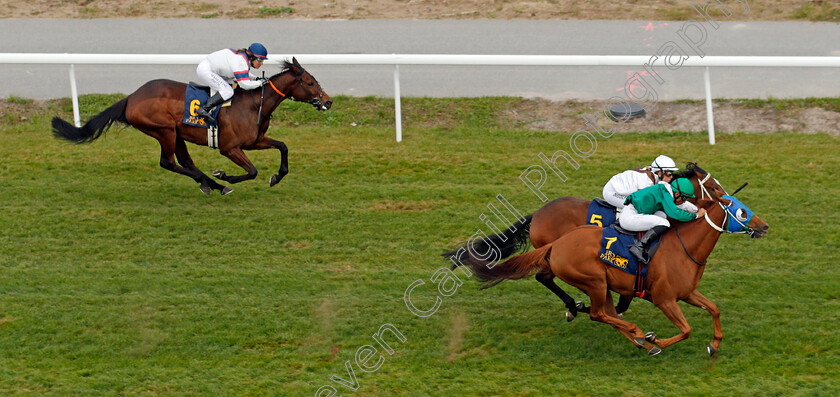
[254,70,326,125]
[287,70,326,108]
[675,172,757,266]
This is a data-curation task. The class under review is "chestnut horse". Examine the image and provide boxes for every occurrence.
[51,58,331,195]
[447,163,726,319]
[455,182,769,356]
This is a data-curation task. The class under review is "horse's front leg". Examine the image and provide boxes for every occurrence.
[268,139,288,187]
[647,299,692,352]
[684,289,723,356]
[213,147,258,185]
[245,137,288,187]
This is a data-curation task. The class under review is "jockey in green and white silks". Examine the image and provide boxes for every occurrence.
[602,155,697,214]
[195,43,268,123]
[619,178,705,264]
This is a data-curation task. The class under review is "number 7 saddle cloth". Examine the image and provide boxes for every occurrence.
[599,226,661,277]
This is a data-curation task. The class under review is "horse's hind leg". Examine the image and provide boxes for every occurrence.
[615,294,633,314]
[602,290,649,349]
[684,290,722,356]
[174,137,200,172]
[535,272,579,321]
[582,282,659,354]
[148,130,229,195]
[172,138,231,195]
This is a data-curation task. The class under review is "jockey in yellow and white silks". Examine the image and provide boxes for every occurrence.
[195,43,268,123]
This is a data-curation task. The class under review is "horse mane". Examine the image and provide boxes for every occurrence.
[674,162,705,179]
[268,59,302,79]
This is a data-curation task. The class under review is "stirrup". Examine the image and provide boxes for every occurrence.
[629,245,649,265]
[196,107,215,123]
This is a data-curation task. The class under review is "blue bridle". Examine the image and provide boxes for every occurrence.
[722,195,755,234]
[704,194,757,237]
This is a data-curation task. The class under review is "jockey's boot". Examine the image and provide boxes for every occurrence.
[629,225,669,265]
[195,93,225,124]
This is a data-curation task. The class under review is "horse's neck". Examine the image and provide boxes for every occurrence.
[263,73,295,112]
[677,201,725,266]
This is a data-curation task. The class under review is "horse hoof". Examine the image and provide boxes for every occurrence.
[707,344,717,357]
[633,337,646,348]
[575,301,585,311]
[617,313,624,320]
[645,332,657,343]
[648,346,662,356]
[199,185,212,195]
[221,187,234,195]
[212,169,225,178]
[565,311,576,322]
[269,174,281,187]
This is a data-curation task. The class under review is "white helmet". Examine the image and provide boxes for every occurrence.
[651,155,678,173]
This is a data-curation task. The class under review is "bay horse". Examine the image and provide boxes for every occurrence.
[51,57,331,195]
[447,163,727,319]
[455,182,769,356]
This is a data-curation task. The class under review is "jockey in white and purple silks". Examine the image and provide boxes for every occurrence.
[195,43,268,123]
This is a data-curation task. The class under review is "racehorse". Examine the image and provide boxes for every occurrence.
[447,163,727,319]
[51,58,331,195]
[454,180,769,356]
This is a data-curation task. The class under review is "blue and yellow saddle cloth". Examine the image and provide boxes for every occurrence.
[599,226,656,277]
[183,85,220,128]
[586,198,617,228]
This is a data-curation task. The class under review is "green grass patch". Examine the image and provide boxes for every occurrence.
[728,97,840,113]
[258,6,295,16]
[790,3,840,22]
[5,95,32,105]
[656,6,693,20]
[673,97,840,113]
[0,95,838,395]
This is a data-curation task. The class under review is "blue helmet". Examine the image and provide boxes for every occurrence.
[248,43,268,60]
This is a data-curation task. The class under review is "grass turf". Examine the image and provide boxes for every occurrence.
[0,95,838,396]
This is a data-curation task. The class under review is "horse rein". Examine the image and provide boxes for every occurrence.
[675,227,706,266]
[675,172,754,266]
[252,70,326,126]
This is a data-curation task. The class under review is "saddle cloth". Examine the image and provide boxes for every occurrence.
[598,226,661,277]
[183,84,222,128]
[586,197,617,228]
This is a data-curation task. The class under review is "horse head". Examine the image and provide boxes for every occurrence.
[283,57,332,111]
[718,195,769,238]
[697,179,770,239]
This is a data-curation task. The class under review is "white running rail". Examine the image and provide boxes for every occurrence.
[3,53,839,144]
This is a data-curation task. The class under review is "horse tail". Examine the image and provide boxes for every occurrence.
[444,214,533,268]
[51,98,128,144]
[465,243,552,289]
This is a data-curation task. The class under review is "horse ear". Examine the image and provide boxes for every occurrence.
[292,57,301,68]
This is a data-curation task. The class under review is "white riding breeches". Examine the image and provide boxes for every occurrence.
[602,184,628,208]
[618,204,670,232]
[196,60,234,100]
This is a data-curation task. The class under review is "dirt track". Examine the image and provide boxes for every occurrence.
[1,0,835,21]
